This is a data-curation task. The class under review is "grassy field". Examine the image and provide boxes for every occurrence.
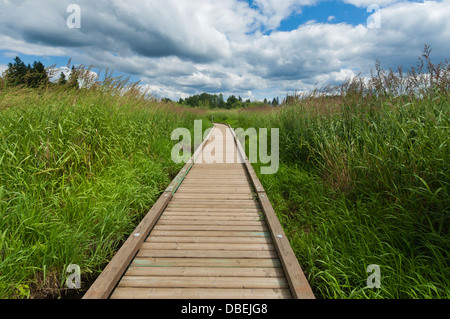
[0,74,210,298]
[211,53,449,298]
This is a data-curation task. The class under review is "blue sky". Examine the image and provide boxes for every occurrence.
[0,0,449,101]
[278,1,367,30]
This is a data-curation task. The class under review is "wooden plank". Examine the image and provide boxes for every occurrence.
[190,165,245,168]
[131,258,281,268]
[137,249,278,259]
[146,236,273,244]
[166,206,260,211]
[169,199,258,205]
[118,276,288,289]
[160,214,263,220]
[82,191,172,299]
[153,225,268,232]
[110,287,291,299]
[156,220,265,226]
[189,168,246,171]
[168,203,260,209]
[176,190,253,194]
[178,182,250,185]
[161,213,262,218]
[187,174,247,177]
[167,204,260,208]
[176,190,253,196]
[173,194,254,200]
[179,183,251,188]
[141,242,275,251]
[164,208,261,213]
[181,180,250,184]
[183,176,251,180]
[186,174,246,178]
[177,185,251,188]
[124,266,285,278]
[149,230,271,237]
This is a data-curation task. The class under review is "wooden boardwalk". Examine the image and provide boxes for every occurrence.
[84,124,314,299]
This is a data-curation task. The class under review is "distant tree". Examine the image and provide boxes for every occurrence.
[5,56,27,86]
[272,98,279,106]
[227,95,239,109]
[180,92,254,109]
[263,98,268,105]
[218,93,225,108]
[5,57,49,88]
[67,66,79,89]
[25,61,49,88]
[199,93,211,108]
[58,72,67,85]
[178,98,184,104]
[284,95,298,105]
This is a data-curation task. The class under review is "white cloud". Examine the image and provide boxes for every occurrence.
[252,0,319,30]
[0,35,70,57]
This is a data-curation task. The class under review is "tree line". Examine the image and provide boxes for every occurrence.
[1,56,79,89]
[171,93,280,109]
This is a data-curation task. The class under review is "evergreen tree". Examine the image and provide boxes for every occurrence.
[58,72,67,85]
[25,61,48,88]
[5,57,49,87]
[218,93,225,109]
[5,56,27,86]
[272,98,279,106]
[67,66,79,89]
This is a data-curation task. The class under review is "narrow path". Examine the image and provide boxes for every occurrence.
[84,124,314,299]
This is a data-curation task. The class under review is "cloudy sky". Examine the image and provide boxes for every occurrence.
[0,0,449,101]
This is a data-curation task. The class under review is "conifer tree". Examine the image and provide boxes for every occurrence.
[58,72,67,85]
[67,66,79,89]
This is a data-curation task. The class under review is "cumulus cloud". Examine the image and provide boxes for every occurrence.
[251,0,319,30]
[0,0,449,100]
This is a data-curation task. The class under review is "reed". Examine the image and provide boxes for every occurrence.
[211,48,449,298]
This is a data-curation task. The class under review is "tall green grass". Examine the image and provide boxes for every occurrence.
[0,75,209,298]
[213,51,449,298]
